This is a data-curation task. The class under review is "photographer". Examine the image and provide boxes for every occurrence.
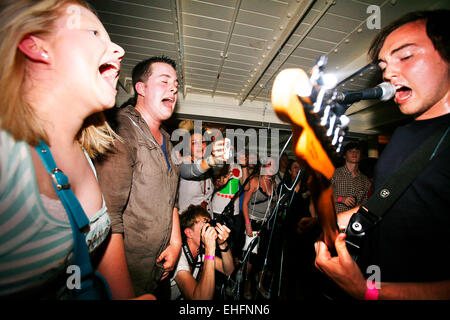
[170,205,234,300]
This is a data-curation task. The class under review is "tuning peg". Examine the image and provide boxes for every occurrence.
[316,55,328,69]
[339,115,350,128]
[326,114,337,137]
[320,105,331,127]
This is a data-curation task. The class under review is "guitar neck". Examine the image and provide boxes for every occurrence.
[308,170,339,250]
[272,67,345,251]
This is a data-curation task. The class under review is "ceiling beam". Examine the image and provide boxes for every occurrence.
[211,0,242,98]
[247,0,335,103]
[237,0,319,105]
[169,0,186,98]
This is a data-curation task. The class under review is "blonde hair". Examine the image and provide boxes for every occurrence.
[0,0,120,158]
[178,119,194,131]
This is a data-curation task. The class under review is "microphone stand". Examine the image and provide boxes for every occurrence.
[256,168,304,299]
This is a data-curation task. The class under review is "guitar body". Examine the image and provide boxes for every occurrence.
[272,68,339,250]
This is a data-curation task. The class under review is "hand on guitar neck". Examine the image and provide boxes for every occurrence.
[271,59,369,299]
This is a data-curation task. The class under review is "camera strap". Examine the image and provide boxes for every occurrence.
[181,240,202,275]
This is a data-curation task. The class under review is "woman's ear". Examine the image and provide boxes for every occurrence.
[135,81,145,97]
[18,35,50,63]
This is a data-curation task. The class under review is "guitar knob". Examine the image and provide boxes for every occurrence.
[352,222,363,232]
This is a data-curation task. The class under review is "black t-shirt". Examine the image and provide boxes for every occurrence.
[358,113,450,283]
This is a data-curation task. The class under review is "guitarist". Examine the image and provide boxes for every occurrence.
[315,10,450,299]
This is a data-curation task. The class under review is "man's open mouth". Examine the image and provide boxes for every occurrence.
[395,85,412,103]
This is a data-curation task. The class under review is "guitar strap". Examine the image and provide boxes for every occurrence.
[345,124,450,258]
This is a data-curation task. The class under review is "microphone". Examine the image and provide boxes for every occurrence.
[334,82,396,105]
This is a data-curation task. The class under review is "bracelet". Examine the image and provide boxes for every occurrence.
[205,255,215,261]
[338,196,342,203]
[364,281,379,300]
[218,244,230,252]
[245,219,250,224]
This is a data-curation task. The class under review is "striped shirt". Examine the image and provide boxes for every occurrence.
[0,130,110,297]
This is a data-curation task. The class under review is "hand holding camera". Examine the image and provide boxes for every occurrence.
[201,221,231,254]
[201,223,218,255]
[214,222,231,246]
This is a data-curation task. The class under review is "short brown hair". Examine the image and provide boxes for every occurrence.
[180,205,210,231]
[132,55,177,100]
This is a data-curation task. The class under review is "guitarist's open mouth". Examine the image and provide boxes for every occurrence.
[395,85,412,104]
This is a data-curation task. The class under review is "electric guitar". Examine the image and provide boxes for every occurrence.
[271,56,349,253]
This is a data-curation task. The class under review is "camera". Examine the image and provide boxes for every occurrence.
[208,219,218,227]
[208,214,233,228]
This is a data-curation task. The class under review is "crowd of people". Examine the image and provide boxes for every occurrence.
[0,0,449,301]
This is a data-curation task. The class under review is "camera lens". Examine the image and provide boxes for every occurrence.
[209,219,217,227]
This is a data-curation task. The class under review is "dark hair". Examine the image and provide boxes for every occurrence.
[342,142,360,154]
[180,205,210,231]
[368,10,450,64]
[131,55,177,101]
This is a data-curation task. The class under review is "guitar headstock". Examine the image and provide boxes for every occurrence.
[271,56,349,180]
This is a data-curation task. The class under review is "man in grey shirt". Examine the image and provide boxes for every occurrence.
[95,56,181,297]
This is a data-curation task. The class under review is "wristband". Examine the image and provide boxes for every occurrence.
[245,219,250,224]
[338,196,342,203]
[218,244,230,252]
[205,255,215,261]
[364,281,379,300]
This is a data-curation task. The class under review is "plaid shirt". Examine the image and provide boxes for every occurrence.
[331,165,371,213]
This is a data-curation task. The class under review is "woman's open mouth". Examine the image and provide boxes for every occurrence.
[99,61,120,90]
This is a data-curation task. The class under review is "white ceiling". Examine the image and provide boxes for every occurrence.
[89,0,450,140]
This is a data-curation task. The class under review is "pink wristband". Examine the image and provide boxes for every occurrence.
[338,196,342,203]
[205,255,215,261]
[364,281,379,300]
[245,219,250,224]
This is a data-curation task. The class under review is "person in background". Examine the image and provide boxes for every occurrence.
[94,56,181,298]
[0,0,153,299]
[274,154,289,188]
[177,125,227,186]
[331,142,371,214]
[178,129,218,216]
[241,160,277,299]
